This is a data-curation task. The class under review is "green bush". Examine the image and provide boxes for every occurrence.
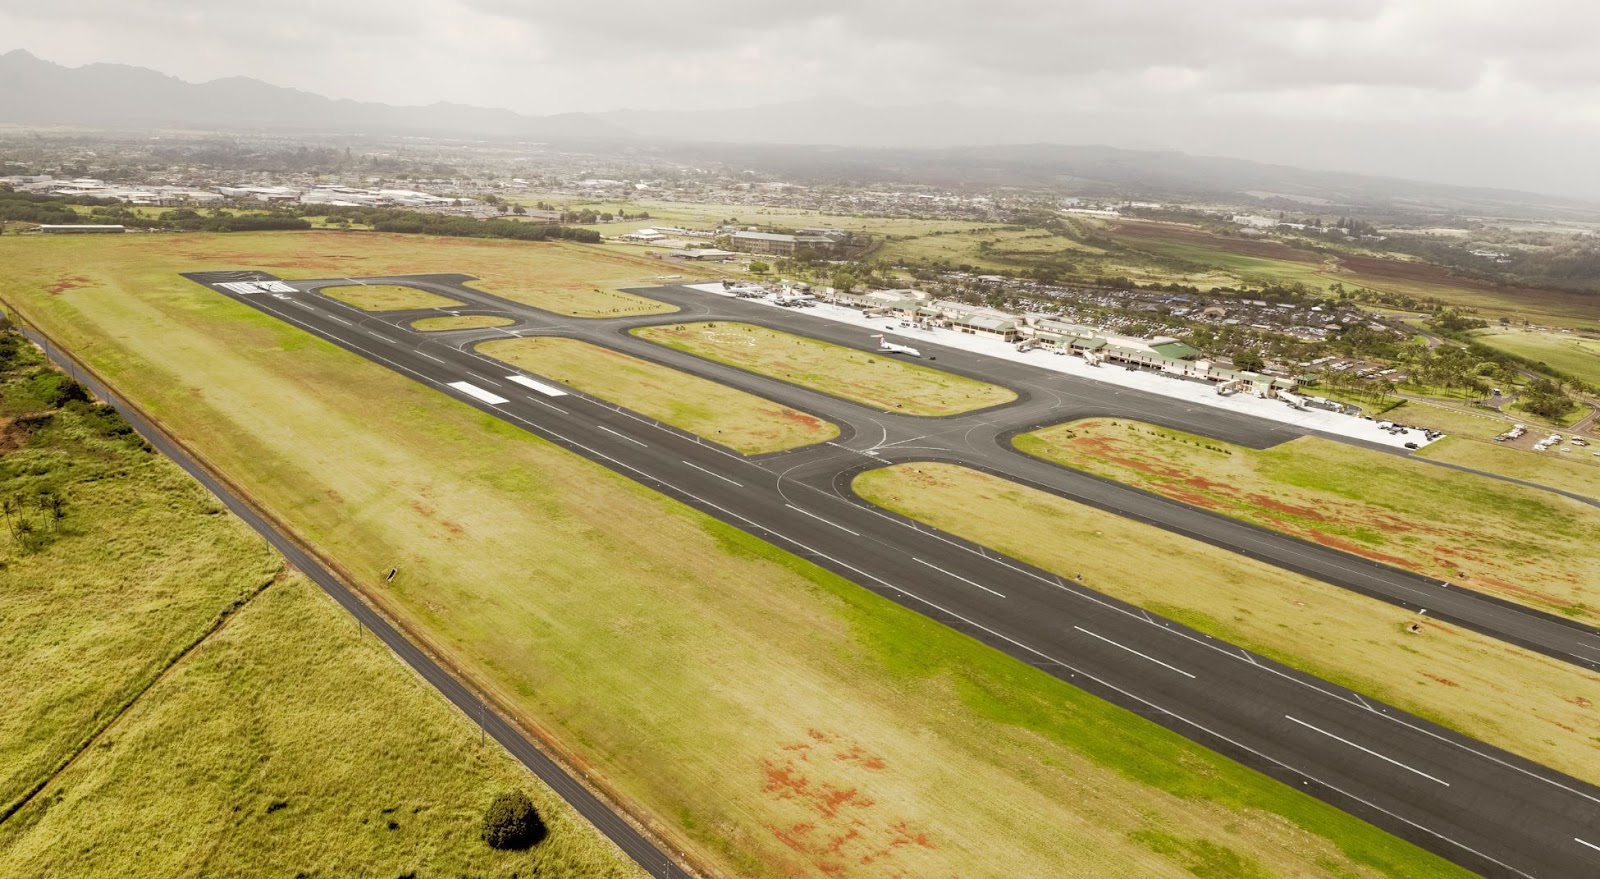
[480,790,545,850]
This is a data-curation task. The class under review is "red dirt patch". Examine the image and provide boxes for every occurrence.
[45,275,94,295]
[762,732,941,877]
[771,407,829,430]
[407,498,465,537]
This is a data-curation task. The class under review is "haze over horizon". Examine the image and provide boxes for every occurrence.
[3,1,1598,198]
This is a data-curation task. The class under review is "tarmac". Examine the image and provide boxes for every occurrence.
[175,270,1600,879]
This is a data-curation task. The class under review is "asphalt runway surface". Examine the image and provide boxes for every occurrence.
[177,270,1600,878]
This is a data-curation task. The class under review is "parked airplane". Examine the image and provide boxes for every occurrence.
[872,334,922,357]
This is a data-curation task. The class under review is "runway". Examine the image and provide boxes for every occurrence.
[180,270,1600,879]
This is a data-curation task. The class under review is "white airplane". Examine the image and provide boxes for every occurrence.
[872,334,922,357]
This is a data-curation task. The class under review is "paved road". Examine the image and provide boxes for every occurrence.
[171,272,1600,879]
[22,326,695,879]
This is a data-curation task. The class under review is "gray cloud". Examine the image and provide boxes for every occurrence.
[0,0,1596,194]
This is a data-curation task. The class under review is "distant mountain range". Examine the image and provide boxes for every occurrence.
[4,49,1597,221]
[0,49,625,139]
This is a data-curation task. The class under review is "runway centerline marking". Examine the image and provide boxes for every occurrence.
[597,425,647,447]
[366,331,397,344]
[684,461,742,487]
[784,504,860,536]
[911,558,1005,598]
[324,315,353,326]
[1576,837,1600,854]
[418,352,446,364]
[1074,626,1196,679]
[1285,715,1450,786]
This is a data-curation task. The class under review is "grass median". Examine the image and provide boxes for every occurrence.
[854,461,1600,786]
[635,321,1017,416]
[1016,418,1600,623]
[411,314,517,332]
[0,234,1477,879]
[320,283,464,311]
[479,336,837,454]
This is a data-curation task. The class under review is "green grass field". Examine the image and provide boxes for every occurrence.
[5,229,699,320]
[1472,329,1600,385]
[0,332,637,878]
[0,345,277,818]
[635,322,1017,416]
[0,233,1476,878]
[1384,399,1511,439]
[1016,419,1600,622]
[479,337,838,454]
[0,574,642,879]
[1419,435,1600,501]
[412,314,517,332]
[854,462,1600,785]
[320,283,463,311]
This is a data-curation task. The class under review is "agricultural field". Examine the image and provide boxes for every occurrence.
[1097,221,1600,329]
[479,337,838,454]
[1471,328,1600,386]
[0,233,1472,879]
[320,283,463,311]
[0,332,635,878]
[635,322,1017,416]
[512,196,996,241]
[1015,419,1600,623]
[876,226,1104,272]
[1419,436,1600,502]
[853,462,1600,785]
[412,314,517,332]
[1100,220,1340,291]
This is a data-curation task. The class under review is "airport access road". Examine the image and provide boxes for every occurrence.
[175,270,1600,879]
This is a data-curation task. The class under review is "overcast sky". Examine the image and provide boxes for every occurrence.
[3,0,1597,196]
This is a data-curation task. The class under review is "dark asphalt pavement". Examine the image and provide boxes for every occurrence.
[166,271,1600,879]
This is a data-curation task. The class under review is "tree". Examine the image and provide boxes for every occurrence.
[481,791,545,850]
[749,261,770,275]
[1233,350,1266,372]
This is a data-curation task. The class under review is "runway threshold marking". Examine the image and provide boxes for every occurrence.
[785,504,860,536]
[447,381,509,405]
[912,557,1005,597]
[684,460,742,487]
[1285,715,1450,786]
[1074,626,1196,679]
[597,425,647,447]
[506,374,568,397]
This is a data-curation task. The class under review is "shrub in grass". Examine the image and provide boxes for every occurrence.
[481,790,545,850]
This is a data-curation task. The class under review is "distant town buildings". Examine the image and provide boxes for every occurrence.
[722,227,857,258]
